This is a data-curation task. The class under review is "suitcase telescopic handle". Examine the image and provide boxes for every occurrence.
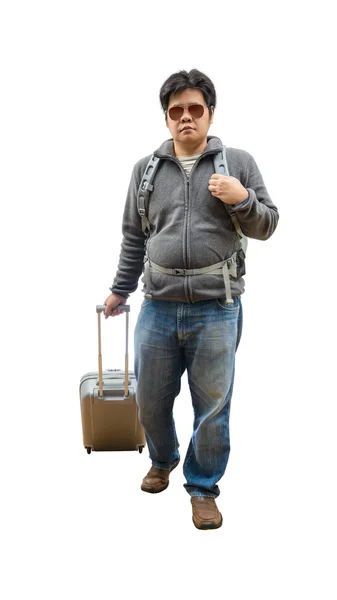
[96,304,130,399]
[96,305,130,314]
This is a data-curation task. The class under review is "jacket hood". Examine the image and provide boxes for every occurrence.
[154,135,224,158]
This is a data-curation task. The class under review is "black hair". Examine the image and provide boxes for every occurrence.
[159,69,216,113]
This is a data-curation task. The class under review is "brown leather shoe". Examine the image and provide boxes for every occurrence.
[191,496,223,530]
[141,459,180,494]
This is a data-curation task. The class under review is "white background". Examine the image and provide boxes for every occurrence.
[1,1,336,598]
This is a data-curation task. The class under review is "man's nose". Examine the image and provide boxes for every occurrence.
[181,108,192,121]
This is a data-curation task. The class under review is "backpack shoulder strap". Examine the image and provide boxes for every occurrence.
[213,146,248,256]
[213,144,230,176]
[137,154,161,234]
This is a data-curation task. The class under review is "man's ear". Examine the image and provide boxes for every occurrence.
[209,105,214,123]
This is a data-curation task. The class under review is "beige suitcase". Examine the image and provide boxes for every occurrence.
[79,305,146,454]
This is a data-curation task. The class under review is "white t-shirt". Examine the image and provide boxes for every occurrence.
[176,153,202,177]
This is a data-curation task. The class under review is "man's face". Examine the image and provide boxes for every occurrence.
[166,88,213,152]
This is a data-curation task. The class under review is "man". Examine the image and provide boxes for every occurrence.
[104,69,279,530]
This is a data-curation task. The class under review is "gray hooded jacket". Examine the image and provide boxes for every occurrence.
[110,136,279,302]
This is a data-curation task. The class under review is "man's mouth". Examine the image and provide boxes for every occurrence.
[181,126,194,132]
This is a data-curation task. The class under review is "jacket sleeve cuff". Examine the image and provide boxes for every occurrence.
[109,288,130,299]
[230,190,251,211]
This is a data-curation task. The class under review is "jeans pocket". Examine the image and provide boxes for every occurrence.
[216,296,240,311]
[141,298,151,309]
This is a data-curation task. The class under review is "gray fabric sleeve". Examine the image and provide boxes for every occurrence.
[109,162,147,297]
[229,153,279,241]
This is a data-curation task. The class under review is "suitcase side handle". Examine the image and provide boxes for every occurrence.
[96,304,130,399]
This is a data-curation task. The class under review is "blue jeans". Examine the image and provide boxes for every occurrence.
[134,297,243,498]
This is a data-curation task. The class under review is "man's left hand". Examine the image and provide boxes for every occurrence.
[208,174,249,205]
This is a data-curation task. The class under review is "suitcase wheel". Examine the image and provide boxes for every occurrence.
[138,446,144,454]
[86,447,92,454]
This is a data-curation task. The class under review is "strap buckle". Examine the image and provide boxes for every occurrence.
[141,182,153,192]
[174,268,186,276]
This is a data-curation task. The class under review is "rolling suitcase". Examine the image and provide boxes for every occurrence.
[79,304,146,454]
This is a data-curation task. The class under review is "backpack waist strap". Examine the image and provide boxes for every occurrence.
[144,253,238,305]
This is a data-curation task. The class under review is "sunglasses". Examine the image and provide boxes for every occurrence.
[168,103,205,121]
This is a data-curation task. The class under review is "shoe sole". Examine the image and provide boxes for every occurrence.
[141,459,180,494]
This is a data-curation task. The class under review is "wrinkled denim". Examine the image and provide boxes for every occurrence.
[134,297,242,497]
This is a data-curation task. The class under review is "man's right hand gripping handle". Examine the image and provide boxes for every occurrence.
[103,293,127,318]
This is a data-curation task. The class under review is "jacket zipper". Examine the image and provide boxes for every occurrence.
[153,151,219,304]
[185,178,191,302]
